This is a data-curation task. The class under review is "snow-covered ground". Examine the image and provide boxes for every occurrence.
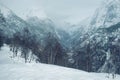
[0,45,120,80]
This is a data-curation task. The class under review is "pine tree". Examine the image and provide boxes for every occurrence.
[0,29,4,48]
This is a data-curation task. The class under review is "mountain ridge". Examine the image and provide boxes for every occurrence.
[0,0,120,74]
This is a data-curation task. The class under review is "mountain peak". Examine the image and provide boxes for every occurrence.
[21,8,47,20]
[102,0,120,7]
[103,0,120,3]
[90,0,120,28]
[0,3,12,18]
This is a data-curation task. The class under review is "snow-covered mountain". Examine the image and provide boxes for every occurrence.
[69,0,120,74]
[0,4,12,18]
[0,3,66,65]
[0,0,120,75]
[71,0,120,48]
[0,4,29,38]
[90,0,120,29]
[70,0,120,36]
[21,8,47,20]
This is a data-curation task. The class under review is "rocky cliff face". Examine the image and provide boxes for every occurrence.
[69,0,120,74]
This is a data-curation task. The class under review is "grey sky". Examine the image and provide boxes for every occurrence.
[0,0,102,24]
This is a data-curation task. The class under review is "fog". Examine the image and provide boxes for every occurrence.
[0,0,102,24]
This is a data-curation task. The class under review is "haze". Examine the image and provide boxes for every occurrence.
[0,0,102,24]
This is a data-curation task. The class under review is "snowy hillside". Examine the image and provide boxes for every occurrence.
[90,0,120,28]
[70,0,120,36]
[0,45,120,80]
[1,64,120,80]
[0,44,37,64]
[67,0,120,74]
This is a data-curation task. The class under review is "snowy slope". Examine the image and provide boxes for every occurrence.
[65,0,120,73]
[0,4,30,37]
[0,45,120,80]
[70,0,120,47]
[70,0,120,36]
[0,44,37,64]
[90,0,120,28]
[1,64,120,80]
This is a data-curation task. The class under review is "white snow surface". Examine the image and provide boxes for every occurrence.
[0,44,37,64]
[0,45,120,80]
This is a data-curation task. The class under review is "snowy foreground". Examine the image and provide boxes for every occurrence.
[0,45,120,80]
[1,64,120,80]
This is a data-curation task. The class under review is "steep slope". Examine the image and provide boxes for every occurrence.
[71,0,120,50]
[0,4,29,38]
[71,0,120,36]
[90,0,120,28]
[0,4,66,66]
[69,0,120,74]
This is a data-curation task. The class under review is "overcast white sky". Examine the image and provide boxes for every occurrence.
[0,0,102,24]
